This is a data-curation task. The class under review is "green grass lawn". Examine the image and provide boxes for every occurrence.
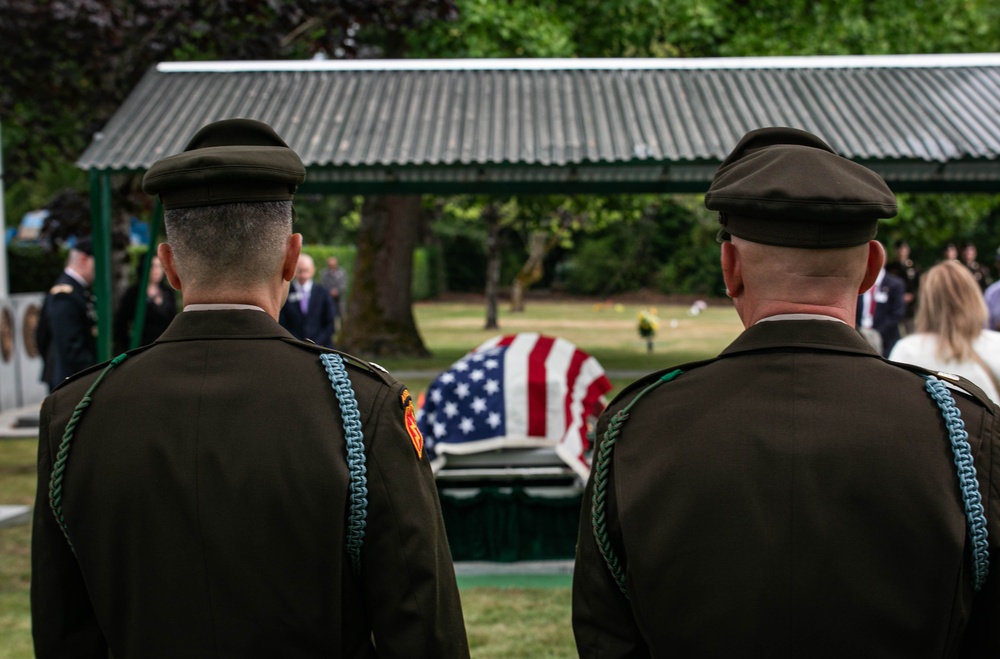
[0,439,36,659]
[0,299,740,658]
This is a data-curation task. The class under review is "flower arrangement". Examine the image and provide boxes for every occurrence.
[637,308,659,352]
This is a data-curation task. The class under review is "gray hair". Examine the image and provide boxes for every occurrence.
[163,201,292,289]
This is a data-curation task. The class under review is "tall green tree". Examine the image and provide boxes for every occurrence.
[0,0,457,194]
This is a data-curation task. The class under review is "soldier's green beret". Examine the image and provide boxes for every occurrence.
[142,118,305,210]
[705,127,897,248]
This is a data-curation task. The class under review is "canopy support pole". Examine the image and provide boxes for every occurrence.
[88,170,114,362]
[129,201,163,349]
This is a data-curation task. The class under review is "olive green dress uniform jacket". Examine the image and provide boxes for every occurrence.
[574,319,999,658]
[32,309,469,659]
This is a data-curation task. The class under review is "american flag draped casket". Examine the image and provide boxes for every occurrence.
[416,333,612,480]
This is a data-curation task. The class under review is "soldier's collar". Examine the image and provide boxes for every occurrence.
[63,267,89,288]
[184,303,266,312]
[756,313,845,324]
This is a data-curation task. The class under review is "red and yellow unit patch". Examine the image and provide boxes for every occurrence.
[400,388,423,459]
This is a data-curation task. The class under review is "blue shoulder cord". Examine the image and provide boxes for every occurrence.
[593,370,991,597]
[923,375,990,593]
[50,351,370,578]
[321,353,369,578]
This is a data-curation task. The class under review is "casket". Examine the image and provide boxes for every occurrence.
[417,333,612,560]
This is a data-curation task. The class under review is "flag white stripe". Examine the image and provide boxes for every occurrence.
[502,332,538,439]
[544,337,576,441]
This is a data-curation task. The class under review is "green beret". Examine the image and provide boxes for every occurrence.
[705,127,897,248]
[142,118,305,209]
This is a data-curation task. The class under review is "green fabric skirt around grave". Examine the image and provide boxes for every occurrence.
[439,487,583,562]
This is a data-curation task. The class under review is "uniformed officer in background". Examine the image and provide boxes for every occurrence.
[32,118,469,658]
[37,236,97,392]
[574,127,999,658]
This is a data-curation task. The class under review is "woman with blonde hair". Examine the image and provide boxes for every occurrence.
[889,260,1000,401]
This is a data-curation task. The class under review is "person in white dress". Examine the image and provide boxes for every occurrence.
[889,259,1000,402]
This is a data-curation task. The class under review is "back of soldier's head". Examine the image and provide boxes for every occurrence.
[142,118,306,289]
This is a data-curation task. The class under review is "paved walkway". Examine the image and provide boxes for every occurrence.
[0,403,40,440]
[454,559,574,588]
[0,505,30,528]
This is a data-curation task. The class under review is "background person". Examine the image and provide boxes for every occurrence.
[573,127,999,658]
[113,253,177,352]
[36,236,97,391]
[961,241,993,291]
[983,247,1000,330]
[889,260,1000,402]
[31,118,469,659]
[885,238,922,334]
[279,253,335,347]
[855,252,907,356]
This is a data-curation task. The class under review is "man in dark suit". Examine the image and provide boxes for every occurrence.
[31,119,469,659]
[279,253,335,347]
[37,236,97,391]
[574,127,999,658]
[885,238,922,333]
[855,258,907,356]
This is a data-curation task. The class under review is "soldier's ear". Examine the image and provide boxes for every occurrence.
[282,233,303,283]
[721,240,743,298]
[157,243,183,291]
[858,240,886,293]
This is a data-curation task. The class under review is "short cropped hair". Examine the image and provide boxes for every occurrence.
[915,260,988,362]
[163,201,292,289]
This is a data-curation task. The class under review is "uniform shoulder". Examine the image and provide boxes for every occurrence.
[608,356,719,409]
[886,359,997,412]
[50,345,155,393]
[48,284,74,296]
[278,337,398,388]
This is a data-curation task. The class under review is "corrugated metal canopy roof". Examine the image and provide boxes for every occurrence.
[78,54,1000,194]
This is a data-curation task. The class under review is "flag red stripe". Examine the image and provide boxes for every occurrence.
[563,347,588,445]
[579,373,612,452]
[527,336,555,437]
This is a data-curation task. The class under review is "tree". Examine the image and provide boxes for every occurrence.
[0,0,458,193]
[482,203,502,330]
[340,195,430,357]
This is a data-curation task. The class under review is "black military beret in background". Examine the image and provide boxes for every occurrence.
[705,127,898,249]
[142,118,305,210]
[71,236,93,255]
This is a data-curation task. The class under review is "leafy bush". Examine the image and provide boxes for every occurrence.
[556,200,725,297]
[411,245,443,300]
[7,244,65,293]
